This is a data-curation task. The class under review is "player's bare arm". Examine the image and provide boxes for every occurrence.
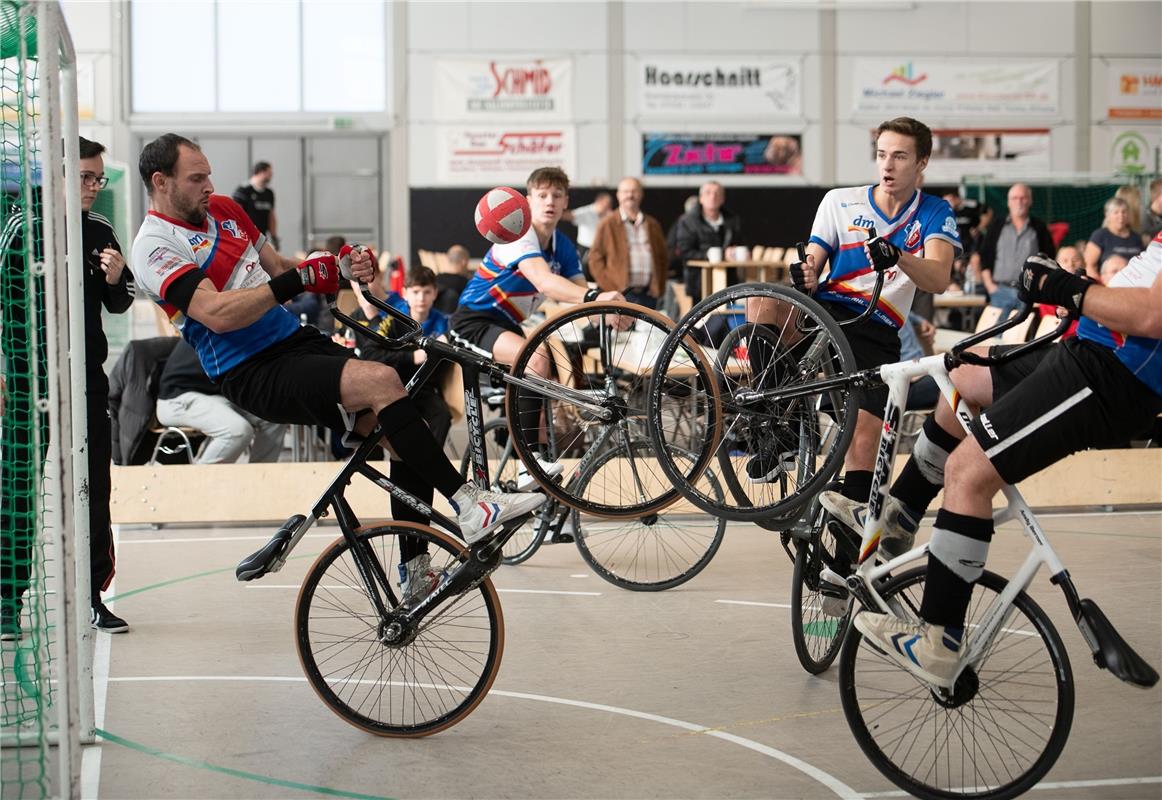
[521,256,623,303]
[184,276,282,333]
[894,238,955,293]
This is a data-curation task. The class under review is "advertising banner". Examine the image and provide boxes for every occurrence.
[852,59,1059,117]
[434,57,572,120]
[1105,59,1162,120]
[436,126,576,185]
[642,133,802,176]
[870,128,1051,181]
[635,56,801,117]
[1107,127,1161,175]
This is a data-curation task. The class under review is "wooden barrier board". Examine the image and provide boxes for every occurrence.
[111,449,1162,526]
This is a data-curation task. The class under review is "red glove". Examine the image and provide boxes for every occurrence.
[338,244,376,283]
[296,253,340,294]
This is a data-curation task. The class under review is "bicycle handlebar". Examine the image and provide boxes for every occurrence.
[793,235,887,329]
[948,302,1076,368]
[328,283,423,350]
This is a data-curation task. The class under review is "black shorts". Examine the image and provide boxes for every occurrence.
[218,327,356,430]
[448,309,523,355]
[971,338,1162,485]
[820,301,901,417]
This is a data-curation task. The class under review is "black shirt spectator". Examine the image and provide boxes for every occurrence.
[82,209,134,369]
[232,160,277,247]
[675,182,743,302]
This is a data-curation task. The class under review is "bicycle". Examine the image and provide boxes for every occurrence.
[653,289,1160,797]
[234,291,717,735]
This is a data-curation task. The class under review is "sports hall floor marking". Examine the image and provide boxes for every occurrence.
[102,675,861,799]
[717,599,794,609]
[242,585,604,596]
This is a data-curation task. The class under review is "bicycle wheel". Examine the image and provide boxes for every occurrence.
[649,284,856,523]
[460,417,546,565]
[790,500,858,674]
[296,522,504,736]
[839,568,1075,800]
[505,301,718,517]
[571,439,726,591]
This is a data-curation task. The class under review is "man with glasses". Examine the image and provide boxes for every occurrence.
[79,136,135,633]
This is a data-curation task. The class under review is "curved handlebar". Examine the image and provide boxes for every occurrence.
[948,302,1075,367]
[793,233,887,329]
[328,283,423,350]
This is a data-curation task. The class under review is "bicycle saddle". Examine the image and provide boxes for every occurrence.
[1076,597,1160,688]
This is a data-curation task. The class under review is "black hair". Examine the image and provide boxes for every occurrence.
[252,161,271,176]
[79,136,105,159]
[138,133,200,194]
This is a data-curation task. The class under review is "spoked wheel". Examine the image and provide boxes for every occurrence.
[505,301,718,517]
[789,499,859,673]
[649,284,856,523]
[461,417,545,565]
[296,522,504,736]
[571,439,726,591]
[839,568,1075,800]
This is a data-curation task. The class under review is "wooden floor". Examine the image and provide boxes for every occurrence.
[86,510,1162,799]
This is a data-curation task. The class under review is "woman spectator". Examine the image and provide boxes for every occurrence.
[1084,196,1143,280]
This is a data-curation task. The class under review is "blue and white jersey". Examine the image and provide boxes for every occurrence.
[456,226,583,325]
[1076,232,1162,396]
[809,185,960,329]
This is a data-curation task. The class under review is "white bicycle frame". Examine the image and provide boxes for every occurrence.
[837,353,1073,679]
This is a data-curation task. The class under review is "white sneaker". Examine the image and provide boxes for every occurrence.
[451,484,548,545]
[853,611,962,689]
[399,553,446,606]
[819,491,919,559]
[516,456,565,491]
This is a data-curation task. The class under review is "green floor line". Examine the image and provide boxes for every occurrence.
[95,728,394,800]
[106,554,313,602]
[802,619,839,639]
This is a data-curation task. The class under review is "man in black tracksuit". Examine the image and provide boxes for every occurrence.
[79,137,134,633]
[674,181,744,303]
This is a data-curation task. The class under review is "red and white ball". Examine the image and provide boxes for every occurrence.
[474,187,531,245]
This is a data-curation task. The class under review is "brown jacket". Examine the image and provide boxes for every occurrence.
[588,212,669,297]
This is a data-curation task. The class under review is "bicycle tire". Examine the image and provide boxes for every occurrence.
[296,522,504,737]
[790,501,857,673]
[571,439,726,591]
[460,417,547,565]
[839,568,1075,800]
[648,283,857,523]
[505,301,718,517]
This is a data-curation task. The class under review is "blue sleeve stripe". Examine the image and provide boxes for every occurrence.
[809,235,834,256]
[924,232,963,253]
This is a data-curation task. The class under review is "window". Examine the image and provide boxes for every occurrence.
[130,0,386,114]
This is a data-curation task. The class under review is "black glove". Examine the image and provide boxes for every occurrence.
[789,242,810,294]
[866,231,900,272]
[1018,253,1092,315]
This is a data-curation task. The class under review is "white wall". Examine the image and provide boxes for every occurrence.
[60,0,1162,257]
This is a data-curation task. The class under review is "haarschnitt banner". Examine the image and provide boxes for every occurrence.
[435,126,576,186]
[852,58,1060,117]
[434,57,573,121]
[634,56,801,117]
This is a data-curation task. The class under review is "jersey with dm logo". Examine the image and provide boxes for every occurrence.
[1076,231,1162,396]
[809,185,961,328]
[457,225,583,325]
[130,194,299,379]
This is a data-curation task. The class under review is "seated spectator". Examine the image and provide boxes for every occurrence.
[1054,244,1084,274]
[666,195,699,281]
[155,339,286,463]
[349,265,452,446]
[434,244,471,315]
[675,181,743,303]
[1084,197,1143,280]
[1143,178,1162,244]
[588,177,668,309]
[1101,253,1128,284]
[978,183,1054,322]
[562,191,612,265]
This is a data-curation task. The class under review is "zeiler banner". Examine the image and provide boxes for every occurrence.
[642,133,802,176]
[852,58,1060,117]
[436,126,576,185]
[635,56,801,117]
[435,57,572,121]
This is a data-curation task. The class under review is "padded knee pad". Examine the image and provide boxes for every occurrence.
[913,427,951,486]
[928,527,989,585]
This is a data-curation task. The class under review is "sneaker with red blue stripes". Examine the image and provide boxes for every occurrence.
[450,484,547,545]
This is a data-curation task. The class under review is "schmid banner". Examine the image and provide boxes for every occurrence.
[436,126,576,185]
[1105,59,1162,120]
[852,59,1059,117]
[434,58,572,120]
[642,133,802,176]
[635,56,801,117]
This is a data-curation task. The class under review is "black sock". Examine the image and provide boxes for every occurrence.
[841,470,873,503]
[377,399,463,498]
[516,393,544,458]
[747,325,785,390]
[920,509,994,628]
[390,459,431,563]
[891,415,959,516]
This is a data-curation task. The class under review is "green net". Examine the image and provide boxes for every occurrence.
[1,1,56,796]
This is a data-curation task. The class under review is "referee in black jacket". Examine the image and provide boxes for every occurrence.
[79,136,134,633]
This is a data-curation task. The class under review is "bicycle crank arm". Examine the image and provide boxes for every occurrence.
[1052,571,1159,688]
